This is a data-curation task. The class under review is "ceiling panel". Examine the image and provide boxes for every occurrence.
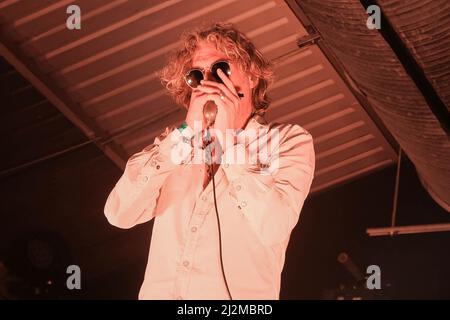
[0,0,397,193]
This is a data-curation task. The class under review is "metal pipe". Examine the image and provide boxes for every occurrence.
[367,223,450,237]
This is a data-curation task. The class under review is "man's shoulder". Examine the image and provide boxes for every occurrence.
[239,118,312,148]
[267,122,311,140]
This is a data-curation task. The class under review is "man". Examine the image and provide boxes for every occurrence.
[104,22,315,300]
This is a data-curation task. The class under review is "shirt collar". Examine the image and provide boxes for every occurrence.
[235,113,268,144]
[243,113,268,131]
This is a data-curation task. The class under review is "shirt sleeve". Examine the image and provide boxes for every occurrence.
[221,124,315,246]
[104,125,195,229]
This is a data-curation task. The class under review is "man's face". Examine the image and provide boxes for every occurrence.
[190,41,255,127]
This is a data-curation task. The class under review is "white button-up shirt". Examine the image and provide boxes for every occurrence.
[104,117,315,300]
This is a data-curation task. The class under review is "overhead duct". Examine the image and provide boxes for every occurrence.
[296,0,450,211]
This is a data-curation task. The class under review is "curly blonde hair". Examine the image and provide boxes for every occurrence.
[160,22,274,115]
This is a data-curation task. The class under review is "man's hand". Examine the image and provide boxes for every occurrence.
[195,69,249,152]
[197,69,241,132]
[185,88,208,133]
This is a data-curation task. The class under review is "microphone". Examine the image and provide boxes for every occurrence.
[203,92,244,128]
[203,100,218,128]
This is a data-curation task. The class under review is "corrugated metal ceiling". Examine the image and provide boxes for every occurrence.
[0,0,397,193]
[296,0,449,209]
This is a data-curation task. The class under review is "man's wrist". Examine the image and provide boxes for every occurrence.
[185,118,205,135]
[176,123,196,147]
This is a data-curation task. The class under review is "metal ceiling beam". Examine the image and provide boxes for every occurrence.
[0,31,127,169]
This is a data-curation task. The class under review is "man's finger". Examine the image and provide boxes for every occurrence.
[217,68,239,96]
[195,85,221,94]
[201,81,239,106]
[201,79,239,101]
[210,92,232,105]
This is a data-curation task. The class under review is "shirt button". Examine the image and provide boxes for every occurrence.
[191,226,197,233]
[241,201,247,207]
[176,296,183,300]
[137,174,148,184]
[183,260,189,267]
[202,195,207,201]
[236,185,241,191]
[224,164,229,168]
[156,165,161,170]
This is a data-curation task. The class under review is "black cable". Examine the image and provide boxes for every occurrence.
[208,112,259,300]
[208,138,233,300]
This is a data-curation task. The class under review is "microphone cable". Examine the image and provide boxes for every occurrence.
[205,129,233,300]
[203,102,255,300]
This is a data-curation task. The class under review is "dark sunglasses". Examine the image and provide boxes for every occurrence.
[184,60,231,89]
